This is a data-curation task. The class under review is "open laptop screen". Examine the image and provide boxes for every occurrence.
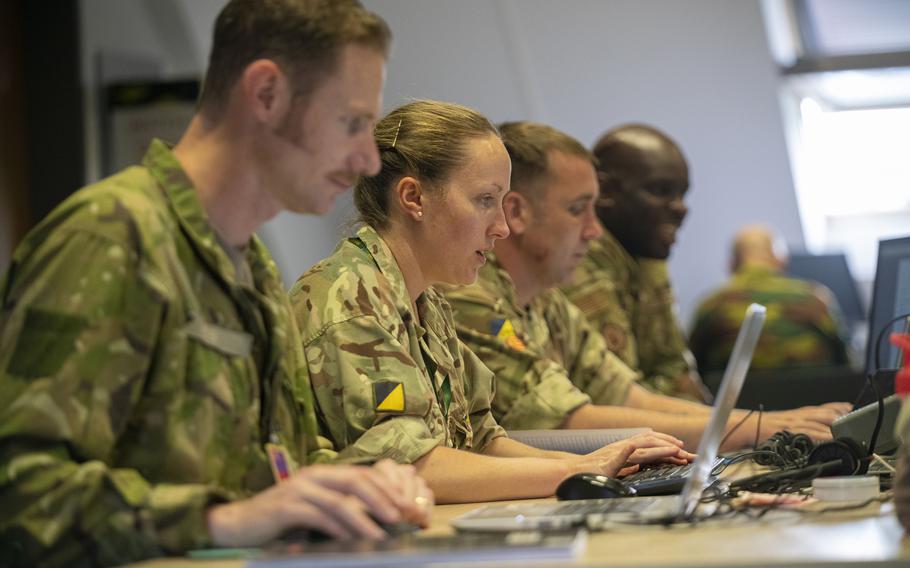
[680,303,765,518]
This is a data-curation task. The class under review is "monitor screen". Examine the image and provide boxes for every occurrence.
[866,236,910,374]
[786,253,865,328]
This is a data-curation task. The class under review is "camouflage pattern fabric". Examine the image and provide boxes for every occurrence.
[441,254,636,430]
[689,266,849,374]
[0,140,329,567]
[561,229,692,396]
[289,226,506,465]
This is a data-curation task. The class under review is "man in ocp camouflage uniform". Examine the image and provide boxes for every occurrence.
[689,224,849,374]
[444,121,849,452]
[560,124,706,401]
[0,2,431,566]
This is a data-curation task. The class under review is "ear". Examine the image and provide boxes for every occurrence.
[598,169,623,198]
[240,59,293,126]
[503,191,532,236]
[394,176,425,222]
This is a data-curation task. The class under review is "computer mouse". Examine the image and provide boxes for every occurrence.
[378,520,422,537]
[555,473,637,500]
[279,518,420,543]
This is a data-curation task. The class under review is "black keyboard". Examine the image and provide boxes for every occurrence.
[621,457,724,496]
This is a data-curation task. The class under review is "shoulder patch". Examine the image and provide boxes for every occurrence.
[490,318,526,351]
[373,380,405,413]
[601,322,628,354]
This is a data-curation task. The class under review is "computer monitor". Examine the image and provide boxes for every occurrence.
[865,236,910,374]
[786,252,865,329]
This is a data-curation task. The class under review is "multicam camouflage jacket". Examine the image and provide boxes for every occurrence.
[689,266,849,374]
[0,140,327,567]
[440,254,636,430]
[561,229,693,396]
[289,226,506,465]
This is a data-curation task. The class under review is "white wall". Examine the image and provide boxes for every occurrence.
[78,0,342,282]
[366,0,804,328]
[79,0,805,327]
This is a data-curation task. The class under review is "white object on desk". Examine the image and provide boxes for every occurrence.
[812,475,880,502]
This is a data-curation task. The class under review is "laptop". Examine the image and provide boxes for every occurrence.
[452,304,767,531]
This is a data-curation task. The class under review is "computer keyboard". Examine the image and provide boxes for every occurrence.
[621,457,724,496]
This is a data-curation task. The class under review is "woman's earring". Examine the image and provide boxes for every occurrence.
[417,211,423,218]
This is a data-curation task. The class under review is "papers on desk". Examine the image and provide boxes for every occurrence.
[508,428,651,454]
[246,530,587,567]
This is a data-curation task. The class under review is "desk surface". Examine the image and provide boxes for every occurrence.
[131,497,910,568]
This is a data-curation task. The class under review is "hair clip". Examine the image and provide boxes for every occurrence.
[390,119,402,148]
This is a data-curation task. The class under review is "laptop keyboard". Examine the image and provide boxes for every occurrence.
[620,457,725,496]
[624,463,696,483]
[551,497,660,516]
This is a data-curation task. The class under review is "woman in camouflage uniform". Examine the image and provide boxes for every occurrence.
[289,100,693,503]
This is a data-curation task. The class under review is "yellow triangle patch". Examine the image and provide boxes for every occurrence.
[496,319,516,340]
[376,383,405,412]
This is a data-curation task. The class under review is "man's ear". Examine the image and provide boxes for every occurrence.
[240,59,293,126]
[503,191,532,236]
[394,176,424,222]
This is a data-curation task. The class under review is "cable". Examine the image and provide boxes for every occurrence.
[867,368,884,457]
[718,408,755,451]
[753,404,764,450]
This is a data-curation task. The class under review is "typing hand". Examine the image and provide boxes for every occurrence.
[760,405,848,443]
[576,432,695,477]
[207,460,433,547]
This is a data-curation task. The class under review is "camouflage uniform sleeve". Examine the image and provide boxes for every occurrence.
[563,266,643,376]
[458,340,507,451]
[447,291,591,431]
[0,229,226,565]
[634,262,692,394]
[552,296,637,407]
[306,315,442,465]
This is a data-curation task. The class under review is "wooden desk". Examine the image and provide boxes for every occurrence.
[428,499,909,567]
[130,497,910,568]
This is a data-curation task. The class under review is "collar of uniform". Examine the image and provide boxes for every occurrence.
[355,225,421,327]
[480,252,527,317]
[142,138,251,290]
[589,228,637,287]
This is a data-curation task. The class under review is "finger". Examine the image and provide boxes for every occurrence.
[803,426,834,441]
[278,500,354,540]
[303,487,386,540]
[629,431,684,447]
[677,449,697,461]
[625,435,688,451]
[821,402,851,414]
[617,465,640,477]
[794,408,840,425]
[659,456,689,466]
[413,483,434,527]
[373,460,415,511]
[377,461,424,524]
[598,443,637,475]
[782,420,833,441]
[311,466,401,525]
[626,445,690,465]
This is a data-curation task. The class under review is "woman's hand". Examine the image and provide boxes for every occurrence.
[572,431,696,478]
